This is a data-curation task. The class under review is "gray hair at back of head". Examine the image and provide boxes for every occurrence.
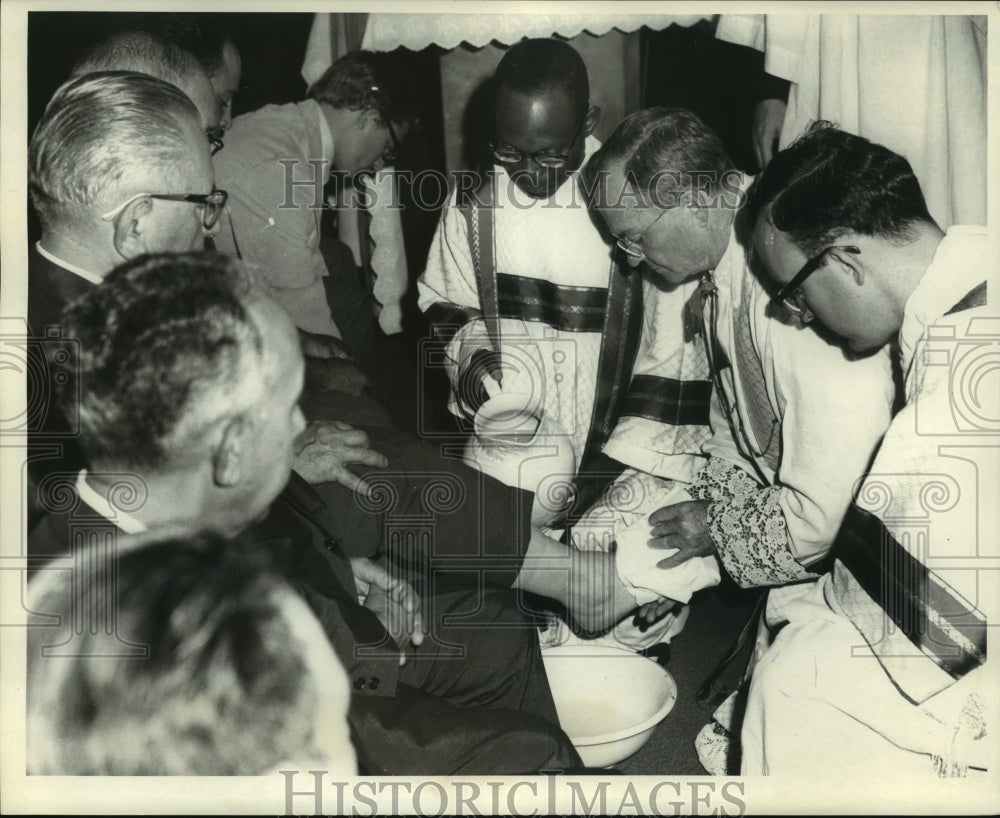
[57,252,267,472]
[28,71,200,229]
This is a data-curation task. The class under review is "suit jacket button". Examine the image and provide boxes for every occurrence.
[368,677,380,690]
[353,677,367,690]
[325,539,338,551]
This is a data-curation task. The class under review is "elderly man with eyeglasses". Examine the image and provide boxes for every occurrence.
[25,70,227,530]
[738,123,992,781]
[419,45,716,654]
[584,108,897,773]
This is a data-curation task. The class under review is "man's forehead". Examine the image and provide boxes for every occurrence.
[181,71,222,130]
[496,86,575,123]
[212,44,242,95]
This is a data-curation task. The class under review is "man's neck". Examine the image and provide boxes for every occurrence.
[879,222,947,313]
[84,466,217,535]
[315,102,343,165]
[39,231,118,280]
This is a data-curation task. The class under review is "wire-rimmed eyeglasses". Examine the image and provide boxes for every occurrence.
[489,111,588,170]
[613,208,670,261]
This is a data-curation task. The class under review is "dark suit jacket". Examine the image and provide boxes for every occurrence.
[26,245,92,530]
[28,244,93,334]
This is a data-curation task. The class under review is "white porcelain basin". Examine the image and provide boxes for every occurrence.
[542,644,678,768]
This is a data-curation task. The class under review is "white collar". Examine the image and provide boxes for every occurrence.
[75,469,147,534]
[898,225,989,376]
[35,242,104,286]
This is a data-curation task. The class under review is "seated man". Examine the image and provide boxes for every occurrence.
[26,71,228,529]
[213,49,409,362]
[740,123,992,779]
[583,108,896,771]
[30,250,590,774]
[143,12,243,135]
[27,530,356,775]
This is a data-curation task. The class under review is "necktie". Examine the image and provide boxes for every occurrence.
[731,270,779,472]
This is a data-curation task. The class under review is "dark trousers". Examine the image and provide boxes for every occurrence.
[351,586,580,775]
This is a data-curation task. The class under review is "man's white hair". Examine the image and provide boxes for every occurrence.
[28,71,200,229]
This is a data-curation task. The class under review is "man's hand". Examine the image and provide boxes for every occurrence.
[293,420,388,496]
[304,356,370,396]
[647,499,715,570]
[298,327,352,360]
[752,98,786,170]
[456,348,503,418]
[351,557,424,666]
[635,598,680,627]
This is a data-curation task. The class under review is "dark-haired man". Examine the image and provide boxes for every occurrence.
[740,123,992,778]
[214,49,410,353]
[145,13,243,133]
[583,108,895,772]
[31,251,583,774]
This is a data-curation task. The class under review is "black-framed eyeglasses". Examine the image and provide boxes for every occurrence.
[489,110,588,169]
[207,128,225,156]
[771,244,861,315]
[101,189,229,230]
[368,79,406,166]
[382,118,400,164]
[613,207,670,261]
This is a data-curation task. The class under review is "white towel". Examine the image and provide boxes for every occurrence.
[573,470,720,606]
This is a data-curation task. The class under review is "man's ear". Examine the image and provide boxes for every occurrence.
[583,105,601,136]
[213,414,251,488]
[112,196,152,261]
[829,244,866,286]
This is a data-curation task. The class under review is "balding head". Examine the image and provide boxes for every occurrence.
[72,30,221,134]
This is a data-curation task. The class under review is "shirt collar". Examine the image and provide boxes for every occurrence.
[317,101,335,166]
[35,242,104,286]
[898,225,989,375]
[75,469,147,534]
